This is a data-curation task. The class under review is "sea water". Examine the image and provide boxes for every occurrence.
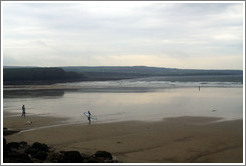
[3,77,244,124]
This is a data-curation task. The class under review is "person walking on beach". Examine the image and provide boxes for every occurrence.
[88,110,91,124]
[21,105,26,117]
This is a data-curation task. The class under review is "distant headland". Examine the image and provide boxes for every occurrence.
[3,66,243,85]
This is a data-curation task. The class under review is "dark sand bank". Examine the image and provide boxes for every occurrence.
[3,115,243,163]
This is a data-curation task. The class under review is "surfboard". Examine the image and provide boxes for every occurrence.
[83,112,97,120]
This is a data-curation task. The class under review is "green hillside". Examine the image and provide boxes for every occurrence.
[3,67,86,85]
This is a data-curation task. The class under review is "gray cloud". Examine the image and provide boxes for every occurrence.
[2,2,244,69]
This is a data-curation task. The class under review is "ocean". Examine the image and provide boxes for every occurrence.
[3,76,244,124]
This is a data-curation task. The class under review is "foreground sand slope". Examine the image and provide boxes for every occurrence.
[4,116,243,163]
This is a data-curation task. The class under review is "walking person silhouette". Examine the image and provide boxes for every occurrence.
[21,105,26,117]
[88,111,91,124]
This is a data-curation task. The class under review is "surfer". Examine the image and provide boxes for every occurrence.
[21,105,26,117]
[88,111,91,124]
[83,110,96,124]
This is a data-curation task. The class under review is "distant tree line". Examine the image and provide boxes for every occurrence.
[3,67,86,85]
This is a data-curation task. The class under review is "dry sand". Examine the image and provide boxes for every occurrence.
[3,114,243,163]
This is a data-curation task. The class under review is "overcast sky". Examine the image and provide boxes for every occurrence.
[2,1,244,69]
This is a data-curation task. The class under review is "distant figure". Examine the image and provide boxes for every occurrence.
[88,111,91,124]
[21,105,26,117]
[199,86,201,91]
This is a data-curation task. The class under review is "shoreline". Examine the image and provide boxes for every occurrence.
[3,112,69,131]
[3,79,243,92]
[3,111,241,133]
[3,114,243,163]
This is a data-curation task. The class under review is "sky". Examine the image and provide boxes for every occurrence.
[2,1,245,69]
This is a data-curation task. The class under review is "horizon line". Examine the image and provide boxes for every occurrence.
[2,65,243,71]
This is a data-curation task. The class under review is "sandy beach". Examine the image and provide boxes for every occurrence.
[3,114,243,163]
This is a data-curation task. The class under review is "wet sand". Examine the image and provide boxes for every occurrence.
[3,115,243,163]
[3,112,69,132]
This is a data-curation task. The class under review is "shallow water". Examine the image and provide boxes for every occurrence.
[3,79,243,124]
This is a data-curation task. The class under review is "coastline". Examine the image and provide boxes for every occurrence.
[3,114,243,163]
[3,112,69,132]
